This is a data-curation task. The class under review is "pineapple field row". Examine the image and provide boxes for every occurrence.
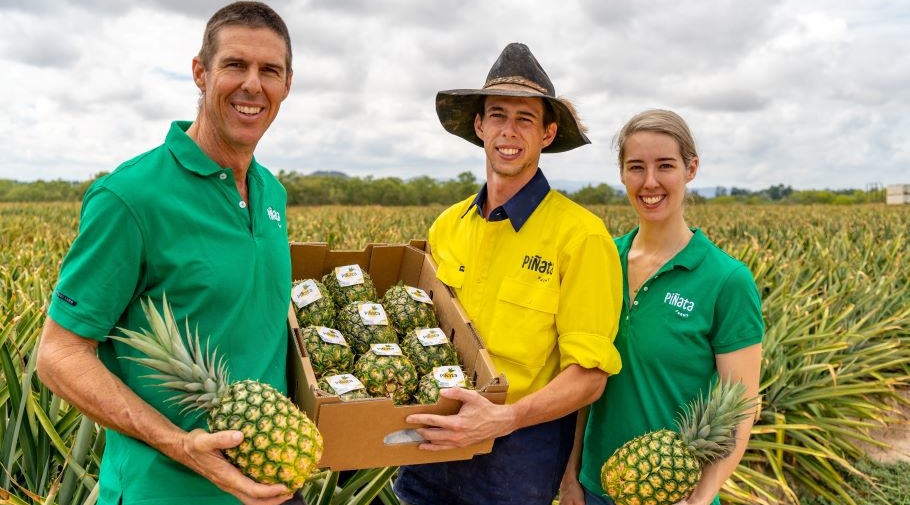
[2,201,909,505]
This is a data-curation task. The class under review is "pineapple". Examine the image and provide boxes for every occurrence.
[381,282,438,335]
[414,366,469,405]
[321,264,377,308]
[299,325,355,378]
[600,380,755,505]
[292,279,335,328]
[335,301,398,355]
[317,372,372,402]
[111,296,323,491]
[352,343,418,405]
[400,327,459,376]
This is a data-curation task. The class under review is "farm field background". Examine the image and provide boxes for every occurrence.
[2,201,909,505]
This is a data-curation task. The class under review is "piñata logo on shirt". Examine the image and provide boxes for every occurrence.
[521,254,554,277]
[267,207,282,227]
[664,291,695,318]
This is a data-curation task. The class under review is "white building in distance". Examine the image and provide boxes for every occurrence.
[886,184,910,205]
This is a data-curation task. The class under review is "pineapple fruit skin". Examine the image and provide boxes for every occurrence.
[321,270,377,308]
[601,429,699,505]
[414,372,441,405]
[400,328,459,376]
[599,380,753,505]
[316,376,372,402]
[293,279,336,328]
[113,297,324,493]
[299,325,355,377]
[335,302,398,355]
[382,283,438,335]
[353,350,418,405]
[209,380,324,491]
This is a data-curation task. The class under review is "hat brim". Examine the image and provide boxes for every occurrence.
[436,89,591,153]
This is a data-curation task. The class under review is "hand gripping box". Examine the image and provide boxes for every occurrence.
[287,241,508,470]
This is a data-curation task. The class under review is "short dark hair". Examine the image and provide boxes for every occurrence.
[198,1,292,74]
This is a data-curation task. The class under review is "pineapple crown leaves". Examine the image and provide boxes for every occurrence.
[109,294,231,414]
[675,379,758,463]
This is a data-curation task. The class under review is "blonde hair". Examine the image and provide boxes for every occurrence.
[614,109,698,169]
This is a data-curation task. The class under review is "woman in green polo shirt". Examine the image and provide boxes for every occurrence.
[560,109,764,505]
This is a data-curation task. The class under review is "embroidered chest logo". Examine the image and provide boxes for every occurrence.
[521,254,555,280]
[664,291,695,318]
[267,207,282,227]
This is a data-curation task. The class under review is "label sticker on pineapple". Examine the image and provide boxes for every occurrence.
[370,343,403,356]
[405,286,433,304]
[291,279,322,308]
[358,303,389,325]
[325,374,365,395]
[416,327,448,346]
[334,265,365,287]
[432,366,466,388]
[315,326,348,346]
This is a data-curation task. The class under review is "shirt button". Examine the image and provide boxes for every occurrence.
[643,286,649,292]
[239,201,247,209]
[633,300,639,306]
[219,173,227,180]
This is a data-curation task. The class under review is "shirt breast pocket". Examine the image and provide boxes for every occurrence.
[491,277,560,368]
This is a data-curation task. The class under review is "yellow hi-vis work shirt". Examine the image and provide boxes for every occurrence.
[428,189,623,402]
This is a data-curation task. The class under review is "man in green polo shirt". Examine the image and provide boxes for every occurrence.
[36,3,298,504]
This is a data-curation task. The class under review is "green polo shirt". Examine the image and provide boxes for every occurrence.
[578,228,763,503]
[48,121,291,505]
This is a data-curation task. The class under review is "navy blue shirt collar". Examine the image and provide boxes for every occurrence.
[460,168,551,232]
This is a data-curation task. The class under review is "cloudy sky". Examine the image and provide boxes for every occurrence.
[2,0,908,191]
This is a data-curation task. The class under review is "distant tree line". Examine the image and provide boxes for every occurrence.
[0,171,625,206]
[0,174,886,206]
[710,184,887,205]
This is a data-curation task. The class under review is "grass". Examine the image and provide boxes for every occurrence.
[798,459,910,505]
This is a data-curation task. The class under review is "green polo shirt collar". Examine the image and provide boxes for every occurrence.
[165,121,225,176]
[617,227,710,274]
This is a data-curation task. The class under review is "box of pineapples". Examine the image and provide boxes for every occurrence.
[287,240,508,470]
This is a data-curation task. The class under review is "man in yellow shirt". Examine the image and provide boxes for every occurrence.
[393,42,623,505]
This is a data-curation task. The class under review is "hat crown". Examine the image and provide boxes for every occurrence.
[483,43,555,97]
[435,41,590,152]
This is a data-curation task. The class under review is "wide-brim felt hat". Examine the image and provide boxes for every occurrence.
[436,42,590,153]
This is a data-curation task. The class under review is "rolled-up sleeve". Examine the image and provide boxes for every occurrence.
[556,232,623,374]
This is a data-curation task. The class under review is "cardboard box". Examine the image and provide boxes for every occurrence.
[287,241,508,470]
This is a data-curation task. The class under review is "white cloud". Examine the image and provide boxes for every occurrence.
[0,0,908,190]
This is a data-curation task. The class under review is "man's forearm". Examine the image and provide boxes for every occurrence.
[36,318,185,460]
[509,364,606,432]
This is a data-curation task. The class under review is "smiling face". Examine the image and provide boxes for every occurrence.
[474,95,557,182]
[620,130,698,224]
[191,25,292,159]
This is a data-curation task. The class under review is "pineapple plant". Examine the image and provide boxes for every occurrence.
[299,325,355,377]
[353,343,418,405]
[381,282,438,335]
[335,301,398,355]
[321,264,377,308]
[316,373,372,401]
[600,380,755,505]
[111,295,323,492]
[292,278,335,328]
[414,366,469,405]
[400,327,459,376]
